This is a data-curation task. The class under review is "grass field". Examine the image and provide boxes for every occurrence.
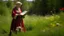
[0,12,64,36]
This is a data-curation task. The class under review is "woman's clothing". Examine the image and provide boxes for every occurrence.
[10,7,26,32]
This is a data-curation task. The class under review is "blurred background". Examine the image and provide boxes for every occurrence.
[0,0,64,36]
[0,0,64,16]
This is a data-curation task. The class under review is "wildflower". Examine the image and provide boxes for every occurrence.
[56,23,60,26]
[60,7,64,12]
[50,23,56,27]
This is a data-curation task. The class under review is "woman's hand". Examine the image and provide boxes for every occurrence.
[13,14,19,19]
[16,14,19,16]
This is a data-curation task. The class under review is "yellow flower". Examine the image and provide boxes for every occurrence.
[50,23,56,27]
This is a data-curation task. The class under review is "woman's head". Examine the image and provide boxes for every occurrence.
[16,1,22,8]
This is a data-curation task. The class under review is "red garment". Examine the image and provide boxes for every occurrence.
[10,7,26,32]
[60,8,64,11]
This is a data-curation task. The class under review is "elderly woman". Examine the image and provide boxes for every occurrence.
[9,1,26,36]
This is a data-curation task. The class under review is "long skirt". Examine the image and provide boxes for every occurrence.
[10,16,26,32]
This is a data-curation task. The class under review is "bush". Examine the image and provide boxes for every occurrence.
[0,5,9,16]
[6,1,13,9]
[0,2,10,16]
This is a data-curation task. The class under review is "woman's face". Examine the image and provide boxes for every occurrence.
[16,4,21,8]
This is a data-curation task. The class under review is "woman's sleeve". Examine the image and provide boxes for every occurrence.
[12,9,16,18]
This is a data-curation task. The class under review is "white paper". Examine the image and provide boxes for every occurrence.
[20,11,27,15]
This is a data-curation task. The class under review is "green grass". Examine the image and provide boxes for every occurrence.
[0,12,64,36]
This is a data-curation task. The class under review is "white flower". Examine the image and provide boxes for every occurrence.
[56,23,60,26]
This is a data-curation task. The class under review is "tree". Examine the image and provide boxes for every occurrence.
[28,0,62,15]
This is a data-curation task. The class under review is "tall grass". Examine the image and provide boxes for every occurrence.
[0,1,64,36]
[0,12,64,36]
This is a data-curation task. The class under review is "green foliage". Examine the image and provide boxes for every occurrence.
[28,0,61,15]
[0,2,9,16]
[20,0,33,11]
[0,1,13,16]
[0,12,64,36]
[0,13,64,36]
[0,0,64,36]
[6,1,13,9]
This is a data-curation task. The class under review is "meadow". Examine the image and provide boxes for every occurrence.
[0,12,64,36]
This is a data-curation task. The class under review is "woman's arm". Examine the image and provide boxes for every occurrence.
[12,9,19,19]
